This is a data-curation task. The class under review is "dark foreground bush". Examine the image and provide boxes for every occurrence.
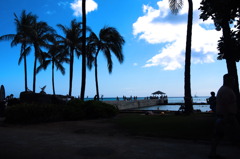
[5,103,65,124]
[63,99,85,121]
[84,100,119,119]
[64,100,119,120]
[5,99,118,124]
[7,98,22,106]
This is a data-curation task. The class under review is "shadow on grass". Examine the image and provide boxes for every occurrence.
[112,112,215,141]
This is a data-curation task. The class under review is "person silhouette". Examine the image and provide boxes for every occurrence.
[207,91,216,113]
[209,74,240,158]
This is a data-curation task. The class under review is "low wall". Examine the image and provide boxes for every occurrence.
[104,99,160,110]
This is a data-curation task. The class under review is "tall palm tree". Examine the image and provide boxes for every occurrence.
[169,0,193,113]
[57,20,82,96]
[80,0,87,100]
[0,10,35,92]
[88,27,125,100]
[36,37,69,95]
[28,21,55,93]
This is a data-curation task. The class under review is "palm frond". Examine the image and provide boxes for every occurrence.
[56,63,65,75]
[169,0,183,15]
[0,34,16,42]
[102,47,113,73]
[18,46,31,65]
[18,54,24,65]
[38,59,51,72]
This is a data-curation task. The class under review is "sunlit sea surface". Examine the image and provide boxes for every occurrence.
[136,104,211,112]
[86,96,211,112]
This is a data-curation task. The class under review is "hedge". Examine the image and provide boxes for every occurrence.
[5,99,119,124]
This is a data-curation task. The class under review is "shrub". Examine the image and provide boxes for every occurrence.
[7,98,22,106]
[63,99,85,120]
[5,103,64,124]
[64,99,118,120]
[84,100,119,119]
[0,101,5,117]
[4,99,118,124]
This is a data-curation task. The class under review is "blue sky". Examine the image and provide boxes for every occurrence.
[0,0,234,98]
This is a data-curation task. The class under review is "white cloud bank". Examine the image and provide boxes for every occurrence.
[70,0,98,16]
[133,0,221,70]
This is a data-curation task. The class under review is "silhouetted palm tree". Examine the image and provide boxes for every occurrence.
[36,37,69,95]
[57,20,82,96]
[0,10,35,92]
[88,27,125,100]
[169,0,193,113]
[80,0,87,100]
[27,19,55,93]
[199,0,240,109]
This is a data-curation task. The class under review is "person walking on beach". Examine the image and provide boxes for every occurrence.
[207,91,216,113]
[209,74,240,158]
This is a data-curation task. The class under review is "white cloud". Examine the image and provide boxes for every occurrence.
[144,40,185,70]
[133,0,222,70]
[70,0,98,16]
[133,63,138,66]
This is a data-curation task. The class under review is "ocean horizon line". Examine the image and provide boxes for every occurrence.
[85,96,209,99]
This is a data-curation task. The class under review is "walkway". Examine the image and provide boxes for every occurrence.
[0,118,239,159]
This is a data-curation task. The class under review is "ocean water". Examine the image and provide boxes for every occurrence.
[88,96,211,112]
[132,96,211,112]
[86,96,209,103]
[136,104,211,112]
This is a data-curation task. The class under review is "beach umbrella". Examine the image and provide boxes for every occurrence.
[152,90,165,95]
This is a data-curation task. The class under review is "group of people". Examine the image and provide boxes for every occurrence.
[93,95,104,100]
[207,74,240,158]
[120,95,138,101]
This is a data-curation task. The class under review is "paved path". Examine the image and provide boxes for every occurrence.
[0,119,239,159]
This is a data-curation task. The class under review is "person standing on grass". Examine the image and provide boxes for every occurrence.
[209,74,240,158]
[207,91,216,113]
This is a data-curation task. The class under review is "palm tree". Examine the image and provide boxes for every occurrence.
[36,37,69,95]
[169,0,193,113]
[27,19,55,93]
[0,10,35,92]
[57,20,82,96]
[199,0,240,109]
[80,0,87,100]
[88,27,125,100]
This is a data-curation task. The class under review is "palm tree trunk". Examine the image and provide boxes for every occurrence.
[184,0,193,114]
[33,44,40,93]
[52,62,55,95]
[24,54,28,92]
[33,55,37,93]
[21,44,28,92]
[94,53,100,101]
[80,0,87,100]
[69,50,74,96]
[22,45,28,92]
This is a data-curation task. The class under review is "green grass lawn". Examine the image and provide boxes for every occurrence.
[112,112,216,141]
